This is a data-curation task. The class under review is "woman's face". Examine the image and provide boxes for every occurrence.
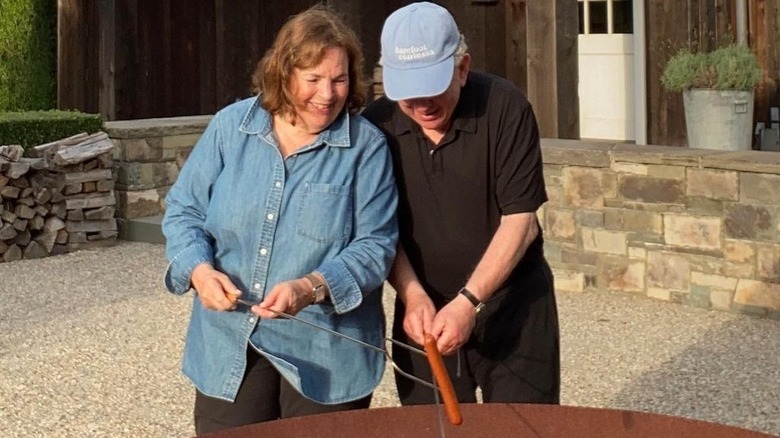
[289,46,350,134]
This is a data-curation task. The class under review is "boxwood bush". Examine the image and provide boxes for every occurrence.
[0,110,104,153]
[0,0,57,110]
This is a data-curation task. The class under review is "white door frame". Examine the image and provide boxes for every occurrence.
[633,0,647,144]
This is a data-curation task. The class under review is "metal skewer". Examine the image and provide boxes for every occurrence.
[235,298,462,438]
[235,298,440,391]
[236,298,464,436]
[236,298,459,437]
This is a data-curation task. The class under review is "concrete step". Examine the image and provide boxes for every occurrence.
[117,215,165,244]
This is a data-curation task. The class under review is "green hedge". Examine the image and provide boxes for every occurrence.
[0,0,57,111]
[0,110,104,152]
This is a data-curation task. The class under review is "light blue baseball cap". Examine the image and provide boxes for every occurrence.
[380,2,460,101]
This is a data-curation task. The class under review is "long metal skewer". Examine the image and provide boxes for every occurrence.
[236,298,455,438]
[235,299,438,391]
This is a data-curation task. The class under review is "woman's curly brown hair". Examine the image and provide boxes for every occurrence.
[251,5,367,120]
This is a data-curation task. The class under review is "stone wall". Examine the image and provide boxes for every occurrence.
[106,118,780,319]
[542,140,780,319]
[106,116,211,234]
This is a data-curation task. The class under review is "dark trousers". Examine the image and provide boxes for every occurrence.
[194,347,372,435]
[392,261,560,405]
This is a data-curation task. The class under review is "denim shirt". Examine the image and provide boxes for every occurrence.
[162,97,398,403]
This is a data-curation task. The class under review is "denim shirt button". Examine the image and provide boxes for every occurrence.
[275,181,282,188]
[260,248,268,256]
[249,317,256,323]
[253,283,261,290]
[266,214,274,221]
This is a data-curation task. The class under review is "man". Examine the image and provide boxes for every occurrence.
[362,2,560,405]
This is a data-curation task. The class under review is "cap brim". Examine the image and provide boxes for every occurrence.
[382,56,455,101]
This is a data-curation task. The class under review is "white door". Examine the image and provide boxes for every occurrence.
[578,0,635,141]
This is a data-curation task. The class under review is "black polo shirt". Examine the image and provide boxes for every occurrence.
[362,71,547,300]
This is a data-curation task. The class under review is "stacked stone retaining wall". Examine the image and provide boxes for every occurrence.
[542,140,780,319]
[107,116,211,231]
[106,118,780,319]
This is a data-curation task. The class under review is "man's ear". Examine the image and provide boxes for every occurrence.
[457,54,471,86]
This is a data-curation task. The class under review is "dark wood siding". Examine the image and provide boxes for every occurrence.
[57,0,100,114]
[55,0,574,138]
[525,0,579,139]
[57,0,532,122]
[56,0,578,134]
[58,0,322,120]
[56,1,780,144]
[750,0,780,134]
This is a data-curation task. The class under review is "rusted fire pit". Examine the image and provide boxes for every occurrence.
[201,403,775,438]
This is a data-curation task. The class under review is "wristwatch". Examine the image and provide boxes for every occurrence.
[304,273,329,304]
[458,287,485,315]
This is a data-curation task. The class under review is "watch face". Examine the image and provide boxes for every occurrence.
[305,273,328,304]
[474,302,485,314]
[314,287,328,304]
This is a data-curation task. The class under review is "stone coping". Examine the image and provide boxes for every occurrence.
[103,118,780,177]
[103,115,780,177]
[105,115,213,139]
[541,139,780,174]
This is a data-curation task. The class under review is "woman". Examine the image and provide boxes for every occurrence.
[162,6,398,435]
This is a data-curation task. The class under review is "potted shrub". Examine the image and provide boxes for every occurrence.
[661,43,762,150]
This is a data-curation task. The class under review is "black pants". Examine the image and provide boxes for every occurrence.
[393,261,560,405]
[194,347,372,435]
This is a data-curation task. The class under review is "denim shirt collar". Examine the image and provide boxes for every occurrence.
[238,96,352,148]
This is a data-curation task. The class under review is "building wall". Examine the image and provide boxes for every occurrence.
[106,118,780,319]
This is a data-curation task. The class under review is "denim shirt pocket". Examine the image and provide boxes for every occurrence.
[297,182,353,243]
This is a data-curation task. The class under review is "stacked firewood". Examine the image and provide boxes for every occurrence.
[0,132,116,263]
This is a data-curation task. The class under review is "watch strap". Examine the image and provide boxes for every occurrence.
[304,273,328,304]
[458,287,485,314]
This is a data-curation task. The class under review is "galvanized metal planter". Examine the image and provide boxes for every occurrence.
[683,89,754,151]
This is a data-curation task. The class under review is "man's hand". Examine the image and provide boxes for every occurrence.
[191,263,241,311]
[429,294,477,355]
[402,289,437,346]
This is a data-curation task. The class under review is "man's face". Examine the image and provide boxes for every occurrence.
[397,54,471,139]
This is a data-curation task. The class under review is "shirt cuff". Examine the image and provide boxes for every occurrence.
[164,244,214,294]
[317,262,362,313]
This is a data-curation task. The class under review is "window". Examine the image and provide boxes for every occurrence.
[578,0,633,35]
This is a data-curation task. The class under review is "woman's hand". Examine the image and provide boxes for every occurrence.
[191,263,241,311]
[252,278,313,319]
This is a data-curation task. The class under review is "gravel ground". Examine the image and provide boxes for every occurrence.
[1,241,778,437]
